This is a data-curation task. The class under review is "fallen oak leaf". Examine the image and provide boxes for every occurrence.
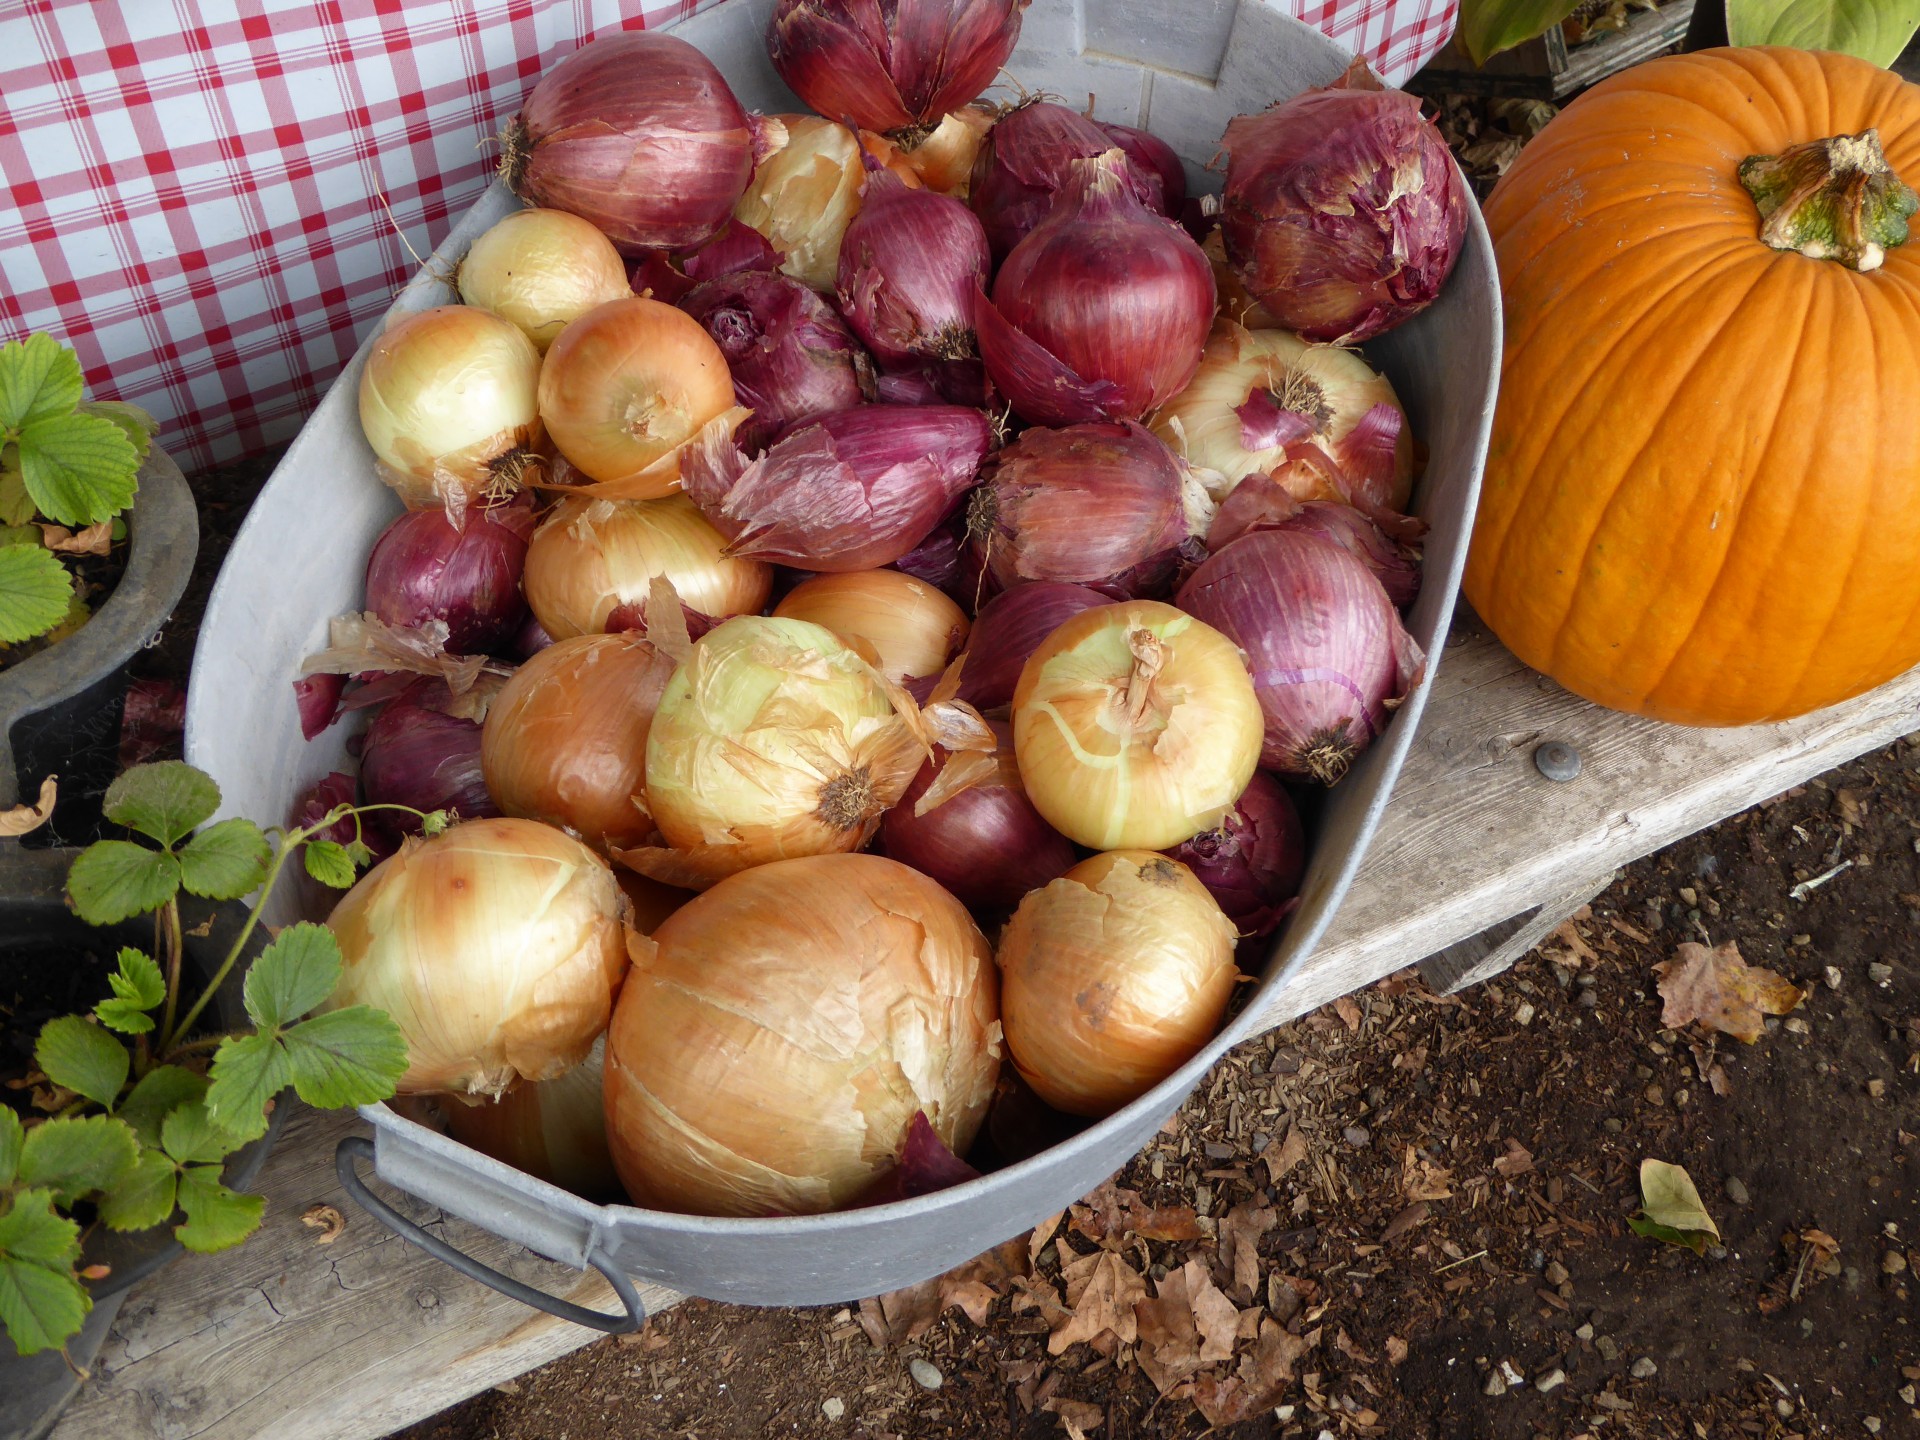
[1218,1203,1275,1301]
[1131,1260,1210,1395]
[1260,1123,1310,1184]
[1191,1317,1309,1425]
[1049,1250,1145,1354]
[1655,940,1804,1043]
[1628,1158,1720,1255]
[866,1233,1029,1343]
[1068,1182,1202,1245]
[0,775,56,837]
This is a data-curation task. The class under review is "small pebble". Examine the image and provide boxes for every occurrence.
[1725,1176,1751,1206]
[1868,1078,1888,1099]
[1575,1323,1595,1341]
[909,1358,943,1391]
[1343,1125,1371,1148]
[1883,1250,1908,1276]
[1203,1141,1235,1160]
[1674,1087,1690,1108]
[1869,962,1895,986]
[1707,1245,1728,1261]
[1630,1357,1658,1379]
[1596,1335,1620,1362]
[1483,1371,1509,1397]
[1544,1261,1570,1286]
[1577,989,1599,1009]
[1845,1266,1866,1294]
[1604,1118,1624,1134]
[1777,1399,1796,1419]
[1785,1017,1811,1035]
[1634,1064,1655,1082]
[1530,1249,1547,1271]
[1901,1384,1917,1406]
[1644,1085,1665,1105]
[1514,1000,1536,1026]
[1825,965,1844,990]
[1576,972,1598,989]
[1863,1418,1882,1436]
[1535,1367,1567,1394]
[822,1398,846,1421]
[1679,887,1698,906]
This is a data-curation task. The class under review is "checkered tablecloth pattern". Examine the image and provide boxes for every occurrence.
[0,0,1456,476]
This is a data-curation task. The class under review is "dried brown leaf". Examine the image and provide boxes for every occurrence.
[1218,1204,1275,1301]
[1655,940,1805,1043]
[1043,1397,1104,1437]
[1492,1138,1535,1179]
[1402,1146,1453,1200]
[300,1203,345,1245]
[1049,1250,1145,1354]
[1333,995,1363,1032]
[39,521,112,555]
[1380,1201,1430,1244]
[1191,1317,1308,1425]
[1836,787,1869,831]
[1261,1123,1310,1185]
[0,776,57,838]
[1386,1335,1410,1366]
[1069,1182,1202,1246]
[868,1234,1028,1344]
[1132,1259,1212,1394]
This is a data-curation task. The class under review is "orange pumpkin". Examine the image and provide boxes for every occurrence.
[1466,48,1920,726]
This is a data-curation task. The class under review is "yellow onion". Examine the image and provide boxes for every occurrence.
[734,116,920,292]
[604,853,1001,1215]
[358,305,543,512]
[1203,229,1285,331]
[1013,600,1261,850]
[773,570,968,683]
[538,296,739,497]
[617,615,928,888]
[481,632,677,849]
[413,1038,621,1201]
[522,494,772,641]
[1150,319,1413,508]
[458,209,634,351]
[616,871,694,934]
[901,106,997,196]
[325,817,633,1097]
[997,851,1236,1116]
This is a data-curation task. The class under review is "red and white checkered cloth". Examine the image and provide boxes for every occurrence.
[0,0,1455,475]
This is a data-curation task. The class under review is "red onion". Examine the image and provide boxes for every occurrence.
[837,164,990,368]
[952,580,1107,711]
[630,220,784,306]
[1220,61,1467,344]
[1176,529,1425,784]
[504,32,780,254]
[364,500,534,656]
[1164,772,1306,937]
[857,1111,982,1205]
[681,271,872,452]
[290,770,358,846]
[681,403,993,570]
[1097,122,1186,216]
[968,102,1165,262]
[294,673,346,741]
[874,358,991,408]
[1208,480,1423,608]
[511,612,555,660]
[881,721,1075,912]
[975,151,1214,426]
[965,421,1205,598]
[360,684,500,842]
[892,508,970,601]
[767,0,1029,133]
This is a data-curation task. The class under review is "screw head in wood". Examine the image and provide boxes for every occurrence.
[1534,740,1581,782]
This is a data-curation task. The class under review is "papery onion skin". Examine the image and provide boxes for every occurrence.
[482,632,677,850]
[900,106,997,195]
[1097,122,1187,216]
[360,686,501,845]
[952,580,1108,712]
[766,0,1028,132]
[326,816,633,1097]
[997,850,1236,1117]
[837,165,990,368]
[604,852,1001,1216]
[358,306,543,507]
[1177,528,1424,784]
[538,297,737,495]
[1013,600,1262,850]
[774,569,969,682]
[433,1037,623,1201]
[891,510,971,603]
[505,31,773,253]
[969,102,1164,262]
[1219,70,1468,344]
[734,116,921,292]
[523,494,772,642]
[1207,483,1423,609]
[458,209,634,351]
[682,270,872,452]
[1164,771,1306,937]
[365,500,534,656]
[683,403,992,571]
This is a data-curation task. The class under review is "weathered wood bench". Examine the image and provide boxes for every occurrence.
[51,610,1920,1440]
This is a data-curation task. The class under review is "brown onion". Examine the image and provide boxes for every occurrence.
[773,569,969,682]
[969,102,1165,262]
[504,31,780,254]
[997,851,1236,1117]
[733,117,920,292]
[1208,481,1423,608]
[428,1038,621,1201]
[837,162,990,368]
[457,209,634,351]
[604,853,1001,1215]
[364,499,534,656]
[1164,772,1306,937]
[951,580,1108,711]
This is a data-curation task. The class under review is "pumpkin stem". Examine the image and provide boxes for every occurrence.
[1738,129,1917,273]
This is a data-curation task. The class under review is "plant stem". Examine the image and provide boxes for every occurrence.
[163,833,296,1053]
[157,898,183,1049]
[165,1031,238,1058]
[1739,129,1918,272]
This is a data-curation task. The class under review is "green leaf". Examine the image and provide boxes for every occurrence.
[1457,0,1583,63]
[202,1034,289,1141]
[17,1115,139,1203]
[103,761,221,847]
[117,1066,207,1148]
[178,817,271,900]
[419,809,451,838]
[77,400,155,466]
[0,1190,87,1356]
[0,1109,21,1187]
[344,838,375,869]
[1727,0,1920,65]
[174,1166,263,1253]
[302,839,358,890]
[281,1008,408,1110]
[34,1016,130,1109]
[66,840,180,925]
[18,410,137,527]
[95,947,167,1035]
[1631,1158,1721,1255]
[0,453,33,527]
[161,1101,246,1167]
[98,1146,178,1232]
[0,540,74,646]
[0,333,84,431]
[242,922,343,1029]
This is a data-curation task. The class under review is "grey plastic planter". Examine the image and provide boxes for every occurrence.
[185,0,1500,1324]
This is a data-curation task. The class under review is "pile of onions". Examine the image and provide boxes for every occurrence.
[682,404,992,570]
[429,1038,622,1201]
[1203,229,1285,331]
[1208,480,1422,608]
[1149,320,1414,507]
[900,106,997,195]
[773,569,969,683]
[1177,529,1424,783]
[967,421,1206,598]
[364,499,534,655]
[836,163,990,368]
[1219,62,1467,344]
[537,297,739,497]
[325,817,633,1096]
[975,151,1214,426]
[605,853,1000,1216]
[620,615,929,888]
[1097,122,1186,216]
[997,851,1237,1117]
[503,31,780,254]
[457,209,633,351]
[681,271,872,451]
[950,580,1108,711]
[481,632,678,849]
[891,512,971,603]
[359,684,500,842]
[969,102,1167,262]
[1012,599,1262,849]
[522,494,772,641]
[733,117,920,292]
[357,305,542,512]
[1165,772,1306,937]
[881,720,1074,912]
[766,0,1027,132]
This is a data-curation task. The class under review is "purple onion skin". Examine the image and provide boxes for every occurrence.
[1097,122,1186,215]
[969,101,1163,263]
[952,580,1108,711]
[856,1111,983,1206]
[511,611,556,661]
[893,508,972,606]
[1208,485,1422,609]
[1165,771,1306,937]
[1176,528,1424,784]
[682,271,871,451]
[364,500,533,656]
[359,688,499,843]
[294,673,346,741]
[837,170,990,368]
[290,770,358,846]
